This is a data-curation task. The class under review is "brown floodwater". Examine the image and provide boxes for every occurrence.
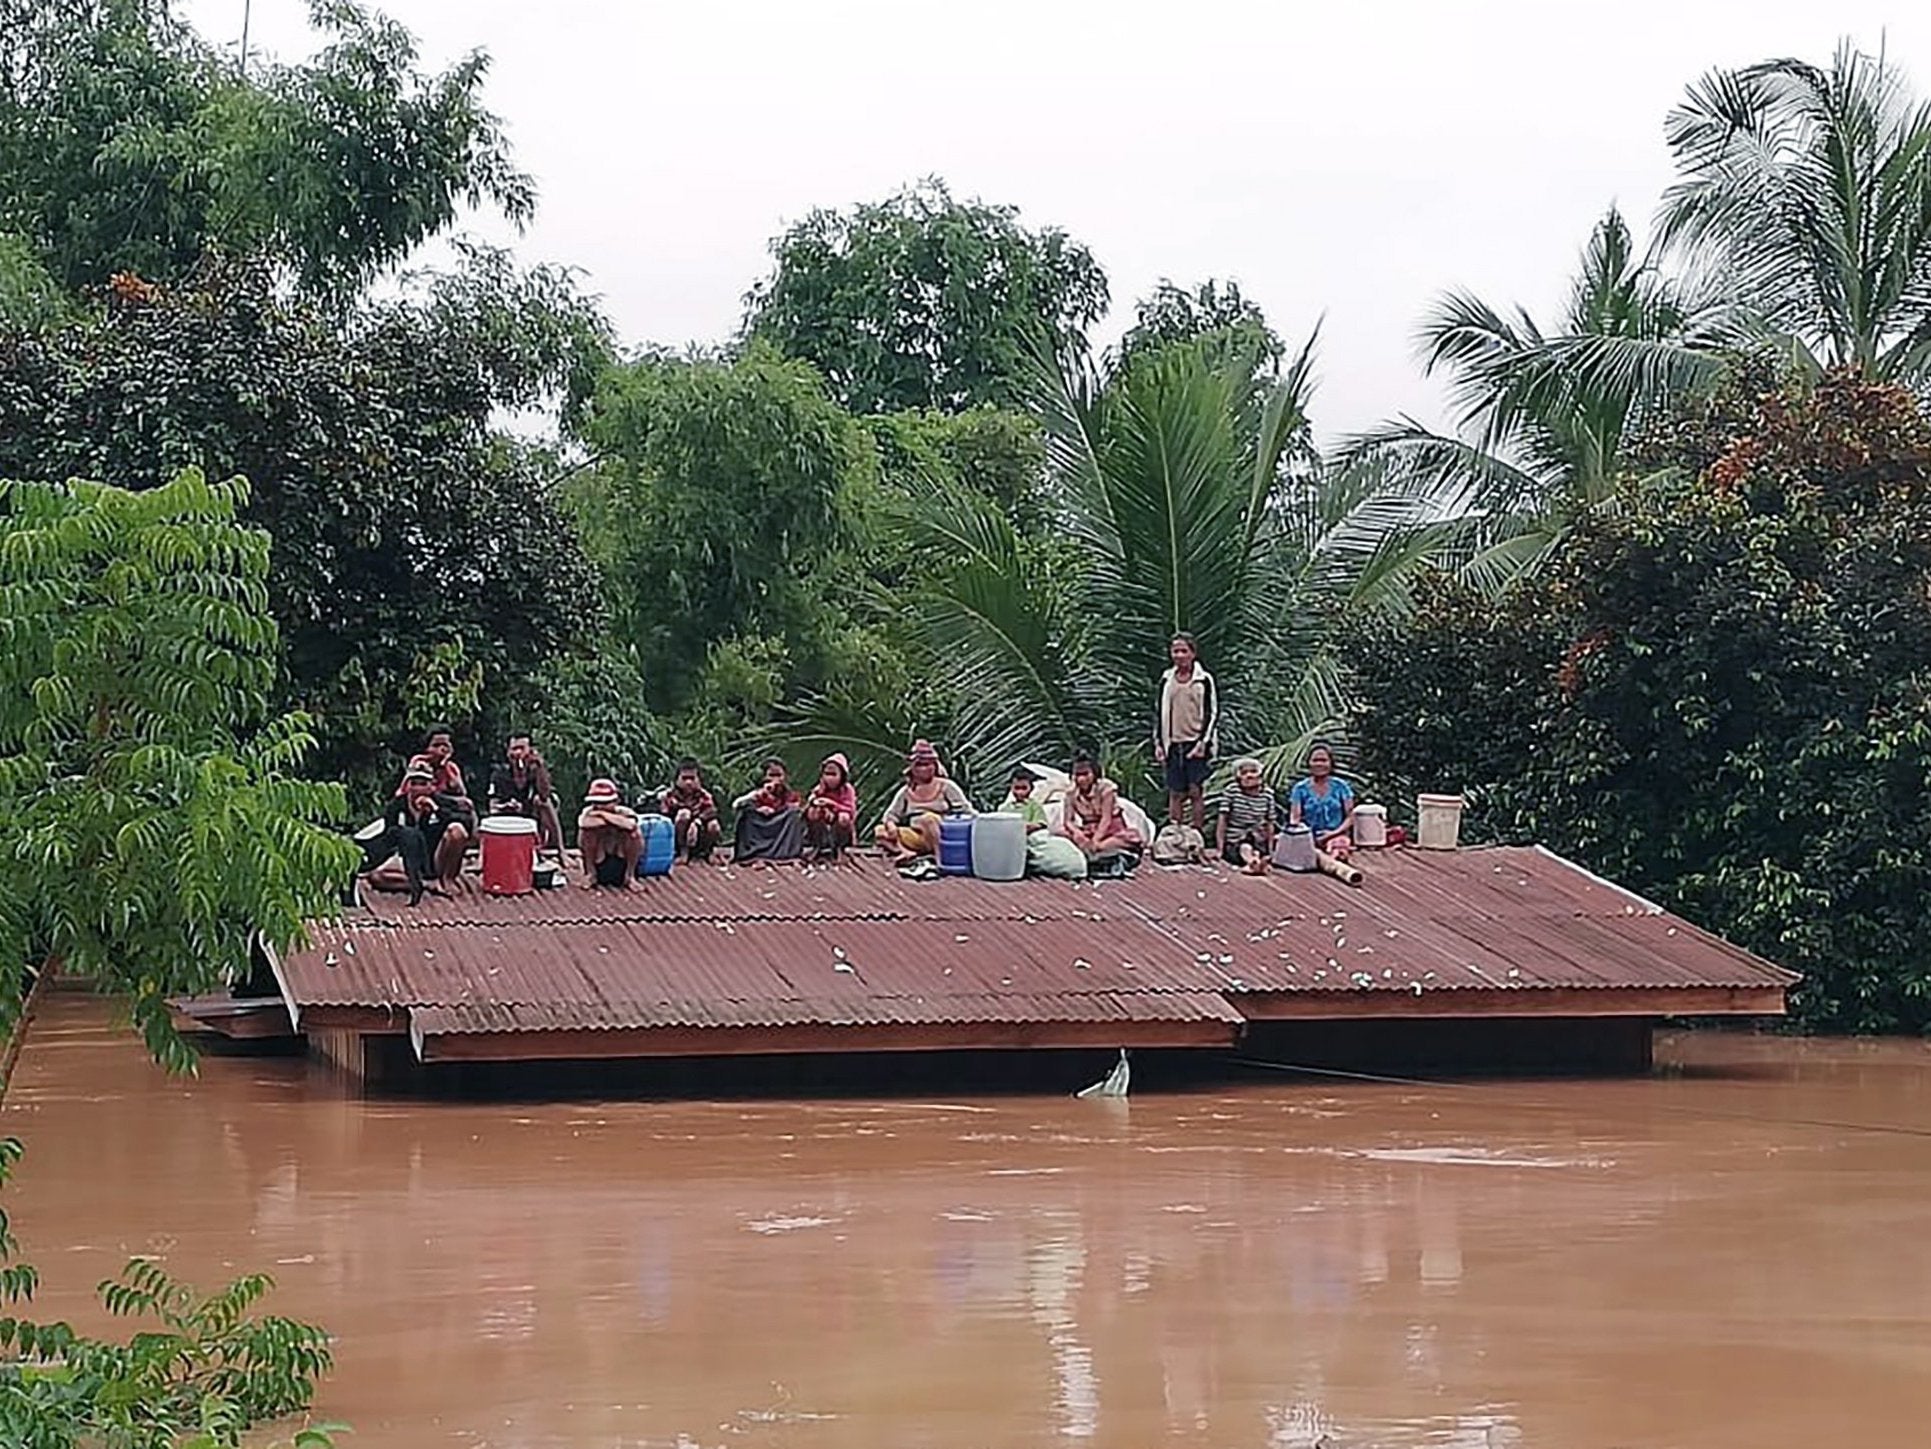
[8,997,1931,1448]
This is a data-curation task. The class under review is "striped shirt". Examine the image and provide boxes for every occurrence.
[1218,783,1276,838]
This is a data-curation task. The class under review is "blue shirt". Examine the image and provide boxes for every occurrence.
[1291,777,1354,834]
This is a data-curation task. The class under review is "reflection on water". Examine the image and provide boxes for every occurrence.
[8,999,1931,1448]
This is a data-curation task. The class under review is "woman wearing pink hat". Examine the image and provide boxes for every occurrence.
[804,753,859,861]
[577,777,643,889]
[873,740,971,863]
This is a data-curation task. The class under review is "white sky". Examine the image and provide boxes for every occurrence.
[189,0,1927,439]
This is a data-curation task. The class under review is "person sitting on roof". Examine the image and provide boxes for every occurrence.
[488,732,562,854]
[731,757,805,863]
[1289,742,1356,857]
[661,758,722,862]
[999,766,1049,834]
[369,761,475,905]
[577,777,643,889]
[1057,753,1143,867]
[874,739,971,863]
[1217,756,1278,875]
[398,724,471,806]
[804,753,858,860]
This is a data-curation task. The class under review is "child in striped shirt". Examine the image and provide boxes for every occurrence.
[1216,757,1278,874]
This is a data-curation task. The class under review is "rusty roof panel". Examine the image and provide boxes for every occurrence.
[281,846,1796,1039]
[411,989,1244,1036]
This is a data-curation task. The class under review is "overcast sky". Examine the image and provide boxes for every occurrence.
[188,1,1927,438]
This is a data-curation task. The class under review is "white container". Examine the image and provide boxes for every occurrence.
[1416,794,1465,851]
[1355,803,1388,848]
[1273,822,1317,872]
[970,811,1027,882]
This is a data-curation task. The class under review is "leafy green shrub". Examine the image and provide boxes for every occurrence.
[1349,375,1931,1031]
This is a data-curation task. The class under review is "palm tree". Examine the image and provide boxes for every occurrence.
[1660,41,1931,381]
[782,334,1452,793]
[1345,208,1726,589]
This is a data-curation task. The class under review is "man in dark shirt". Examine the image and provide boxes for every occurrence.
[374,762,475,904]
[488,733,562,853]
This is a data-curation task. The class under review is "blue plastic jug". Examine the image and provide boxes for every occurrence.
[937,815,974,876]
[637,814,675,877]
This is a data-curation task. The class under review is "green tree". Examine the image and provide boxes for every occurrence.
[0,0,531,298]
[1347,374,1931,1031]
[744,180,1108,413]
[1118,277,1284,375]
[0,233,70,331]
[1347,208,1727,588]
[570,345,871,717]
[0,467,351,1444]
[0,260,604,794]
[1661,40,1931,381]
[868,406,1048,534]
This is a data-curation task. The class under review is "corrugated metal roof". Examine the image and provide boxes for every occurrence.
[280,846,1796,1047]
[410,989,1243,1036]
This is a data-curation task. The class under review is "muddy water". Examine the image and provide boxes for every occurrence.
[8,999,1931,1448]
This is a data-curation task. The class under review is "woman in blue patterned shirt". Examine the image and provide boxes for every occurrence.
[1288,743,1356,855]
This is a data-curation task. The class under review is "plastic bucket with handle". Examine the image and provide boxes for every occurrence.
[479,815,538,895]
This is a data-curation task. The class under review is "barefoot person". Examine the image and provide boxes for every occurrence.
[1153,633,1217,833]
[804,753,859,860]
[661,759,722,862]
[401,725,471,805]
[488,732,563,853]
[1216,756,1278,874]
[370,761,474,905]
[577,777,644,889]
[1289,743,1356,856]
[874,740,970,863]
[1058,754,1143,865]
[731,758,805,863]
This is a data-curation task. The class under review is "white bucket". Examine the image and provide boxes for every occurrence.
[970,811,1027,882]
[1355,803,1388,848]
[1274,823,1317,872]
[1416,794,1464,851]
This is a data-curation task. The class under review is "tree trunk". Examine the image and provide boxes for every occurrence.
[0,959,60,1108]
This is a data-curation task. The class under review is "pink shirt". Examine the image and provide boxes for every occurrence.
[811,782,858,821]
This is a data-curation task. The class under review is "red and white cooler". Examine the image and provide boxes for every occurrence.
[479,814,538,895]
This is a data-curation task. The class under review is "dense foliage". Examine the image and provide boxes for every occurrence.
[743,179,1109,413]
[0,260,604,795]
[1349,375,1931,1031]
[0,0,530,298]
[0,471,349,1443]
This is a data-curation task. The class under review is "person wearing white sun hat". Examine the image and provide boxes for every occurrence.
[577,777,643,889]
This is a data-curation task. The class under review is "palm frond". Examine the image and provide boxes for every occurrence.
[880,472,1093,781]
[1660,42,1931,373]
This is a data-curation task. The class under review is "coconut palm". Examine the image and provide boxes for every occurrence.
[1660,41,1931,381]
[782,333,1453,793]
[1345,208,1728,589]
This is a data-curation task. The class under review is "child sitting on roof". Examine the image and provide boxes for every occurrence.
[661,758,722,862]
[999,766,1049,833]
[804,753,858,861]
[731,757,805,863]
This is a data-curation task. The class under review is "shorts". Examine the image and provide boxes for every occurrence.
[1163,743,1212,793]
[882,813,941,853]
[595,853,630,887]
